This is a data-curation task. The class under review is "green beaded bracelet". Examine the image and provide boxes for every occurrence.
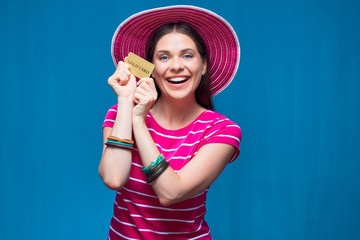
[142,154,165,174]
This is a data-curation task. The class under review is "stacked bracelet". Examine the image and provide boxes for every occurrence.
[105,136,134,150]
[142,154,165,174]
[142,154,170,183]
[146,160,170,183]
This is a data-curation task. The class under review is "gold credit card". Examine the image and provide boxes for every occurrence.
[125,52,155,79]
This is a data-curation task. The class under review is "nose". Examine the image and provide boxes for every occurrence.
[169,57,184,72]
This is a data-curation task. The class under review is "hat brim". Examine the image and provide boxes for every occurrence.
[111,5,240,96]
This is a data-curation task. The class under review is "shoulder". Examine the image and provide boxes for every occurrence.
[200,111,241,136]
[200,110,234,122]
[200,110,242,146]
[198,110,242,162]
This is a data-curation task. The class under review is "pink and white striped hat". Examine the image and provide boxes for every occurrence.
[111,5,240,96]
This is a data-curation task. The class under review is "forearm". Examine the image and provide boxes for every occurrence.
[132,117,185,205]
[99,98,134,190]
[132,117,236,206]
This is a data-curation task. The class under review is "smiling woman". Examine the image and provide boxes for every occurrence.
[151,31,207,106]
[146,22,212,109]
[98,5,241,240]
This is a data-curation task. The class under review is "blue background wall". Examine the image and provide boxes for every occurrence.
[1,0,359,239]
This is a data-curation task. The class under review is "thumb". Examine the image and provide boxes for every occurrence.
[129,74,137,88]
[129,74,136,82]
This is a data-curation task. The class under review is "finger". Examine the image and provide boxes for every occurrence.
[117,61,130,70]
[120,63,131,75]
[146,78,156,90]
[135,87,157,105]
[136,83,152,97]
[137,81,158,99]
[129,74,136,83]
[108,74,120,85]
[116,61,131,76]
[137,77,154,86]
[138,78,157,96]
[133,92,148,105]
[137,80,155,90]
[116,61,124,70]
[135,85,148,96]
[118,71,129,83]
[133,95,140,104]
[135,83,152,96]
[133,92,152,105]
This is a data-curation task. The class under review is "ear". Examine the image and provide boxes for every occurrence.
[151,67,157,79]
[202,60,207,76]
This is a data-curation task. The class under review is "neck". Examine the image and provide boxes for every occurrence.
[150,95,206,130]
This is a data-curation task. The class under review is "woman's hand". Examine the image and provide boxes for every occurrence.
[108,61,137,99]
[133,78,158,121]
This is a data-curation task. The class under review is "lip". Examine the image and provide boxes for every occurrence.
[166,75,190,84]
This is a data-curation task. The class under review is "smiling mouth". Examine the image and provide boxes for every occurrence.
[166,77,190,84]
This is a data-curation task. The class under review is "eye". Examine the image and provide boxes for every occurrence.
[183,54,193,59]
[159,55,169,61]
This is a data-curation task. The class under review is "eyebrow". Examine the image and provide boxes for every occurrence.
[155,48,196,55]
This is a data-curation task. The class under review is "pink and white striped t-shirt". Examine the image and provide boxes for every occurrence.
[103,105,242,240]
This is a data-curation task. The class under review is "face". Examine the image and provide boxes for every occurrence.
[152,32,207,101]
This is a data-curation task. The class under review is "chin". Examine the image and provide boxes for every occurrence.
[165,91,196,101]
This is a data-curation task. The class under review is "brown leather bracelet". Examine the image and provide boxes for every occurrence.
[146,161,170,184]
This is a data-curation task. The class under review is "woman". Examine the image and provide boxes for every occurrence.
[99,5,242,240]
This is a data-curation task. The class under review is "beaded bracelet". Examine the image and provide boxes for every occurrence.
[145,159,168,178]
[142,154,165,174]
[141,154,170,183]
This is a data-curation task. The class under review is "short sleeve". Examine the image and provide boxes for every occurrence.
[102,104,118,128]
[203,119,242,163]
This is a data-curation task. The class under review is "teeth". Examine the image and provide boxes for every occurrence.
[168,77,188,82]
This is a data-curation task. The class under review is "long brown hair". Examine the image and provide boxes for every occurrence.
[145,23,214,110]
